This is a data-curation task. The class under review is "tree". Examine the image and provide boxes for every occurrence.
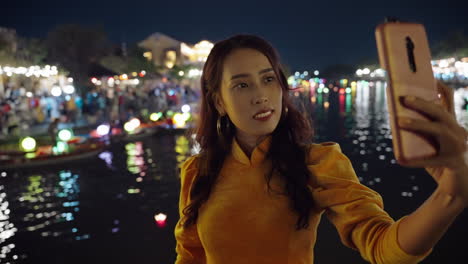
[46,24,109,94]
[0,32,17,65]
[125,45,157,74]
[16,37,47,65]
[432,30,468,59]
[167,64,193,82]
[100,44,158,76]
[100,55,127,74]
[320,64,356,79]
[356,56,380,70]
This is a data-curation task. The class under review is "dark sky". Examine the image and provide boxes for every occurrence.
[2,0,467,71]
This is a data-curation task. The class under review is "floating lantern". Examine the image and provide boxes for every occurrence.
[124,118,141,133]
[154,213,167,227]
[173,113,186,128]
[51,86,62,97]
[181,104,190,113]
[55,141,68,154]
[58,129,73,141]
[166,110,174,117]
[150,112,163,122]
[63,85,75,94]
[96,124,110,136]
[20,137,37,152]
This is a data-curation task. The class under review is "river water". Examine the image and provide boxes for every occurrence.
[1,80,467,263]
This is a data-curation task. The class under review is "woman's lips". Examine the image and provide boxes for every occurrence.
[253,110,273,121]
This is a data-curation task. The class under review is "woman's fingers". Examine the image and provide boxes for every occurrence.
[398,117,441,137]
[437,81,455,115]
[402,95,458,128]
[398,156,446,168]
[399,116,467,152]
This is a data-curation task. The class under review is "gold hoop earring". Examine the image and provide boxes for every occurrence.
[217,115,222,136]
[282,106,289,119]
[216,115,230,136]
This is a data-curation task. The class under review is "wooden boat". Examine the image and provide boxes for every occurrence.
[0,140,107,169]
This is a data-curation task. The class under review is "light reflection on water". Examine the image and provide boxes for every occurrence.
[0,181,17,262]
[0,169,88,262]
[0,80,467,263]
[20,171,83,239]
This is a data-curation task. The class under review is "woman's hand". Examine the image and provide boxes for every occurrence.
[397,81,468,208]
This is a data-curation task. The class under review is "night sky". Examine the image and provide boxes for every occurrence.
[2,0,468,71]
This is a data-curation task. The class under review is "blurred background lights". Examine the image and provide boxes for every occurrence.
[96,124,110,136]
[20,137,37,151]
[58,129,73,141]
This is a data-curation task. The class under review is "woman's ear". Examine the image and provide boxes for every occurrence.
[213,93,226,116]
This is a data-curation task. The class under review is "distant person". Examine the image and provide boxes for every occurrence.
[48,118,60,146]
[66,96,77,123]
[174,35,468,264]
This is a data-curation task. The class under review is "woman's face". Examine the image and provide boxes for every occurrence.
[215,48,283,140]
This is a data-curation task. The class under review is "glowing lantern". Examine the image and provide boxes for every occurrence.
[97,124,110,136]
[182,112,191,121]
[124,118,141,132]
[129,118,140,127]
[58,129,73,141]
[154,213,167,227]
[150,112,163,122]
[124,122,134,132]
[54,141,69,154]
[63,85,75,94]
[51,86,62,97]
[173,113,186,128]
[21,137,37,152]
[181,104,191,113]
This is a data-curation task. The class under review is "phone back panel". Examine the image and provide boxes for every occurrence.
[375,22,438,162]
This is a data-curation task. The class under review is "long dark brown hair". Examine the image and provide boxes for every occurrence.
[182,34,317,230]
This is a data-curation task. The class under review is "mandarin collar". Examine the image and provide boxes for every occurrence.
[231,135,272,167]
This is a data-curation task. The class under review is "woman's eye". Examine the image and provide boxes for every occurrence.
[265,76,276,83]
[235,83,248,89]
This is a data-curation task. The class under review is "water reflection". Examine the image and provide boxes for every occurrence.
[0,79,466,263]
[0,168,91,262]
[98,151,114,169]
[19,170,85,240]
[0,175,18,263]
[175,135,190,171]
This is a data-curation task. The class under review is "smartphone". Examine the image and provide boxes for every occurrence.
[375,20,439,163]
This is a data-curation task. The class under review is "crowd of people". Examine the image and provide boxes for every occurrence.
[0,79,200,137]
[1,77,466,139]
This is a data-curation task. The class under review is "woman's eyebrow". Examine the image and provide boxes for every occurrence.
[230,68,274,81]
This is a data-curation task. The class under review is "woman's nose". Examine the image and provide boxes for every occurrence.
[253,96,268,105]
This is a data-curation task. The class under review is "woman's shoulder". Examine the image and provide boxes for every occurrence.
[305,141,359,182]
[305,141,344,164]
[181,154,200,174]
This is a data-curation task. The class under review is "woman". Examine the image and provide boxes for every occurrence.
[174,34,468,264]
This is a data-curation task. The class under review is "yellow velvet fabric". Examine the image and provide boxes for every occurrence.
[174,136,432,264]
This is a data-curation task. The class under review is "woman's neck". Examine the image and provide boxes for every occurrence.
[235,131,268,158]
